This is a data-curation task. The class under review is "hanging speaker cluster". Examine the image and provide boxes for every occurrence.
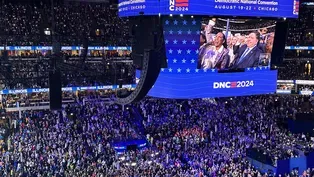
[115,50,161,105]
[114,16,166,105]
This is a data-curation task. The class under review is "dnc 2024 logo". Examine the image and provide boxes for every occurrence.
[169,0,189,11]
[213,81,254,89]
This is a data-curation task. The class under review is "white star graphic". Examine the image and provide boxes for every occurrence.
[259,67,262,70]
[173,59,177,63]
[196,30,200,35]
[174,20,178,25]
[168,49,173,54]
[204,69,207,72]
[195,49,199,54]
[211,69,215,72]
[195,69,199,73]
[187,30,192,35]
[182,59,186,63]
[178,30,182,35]
[191,40,196,44]
[183,20,187,25]
[192,20,196,25]
[169,30,173,34]
[167,59,169,63]
[182,40,187,44]
[165,20,169,25]
[186,49,191,54]
[264,66,268,69]
[165,40,169,44]
[253,67,257,70]
[169,68,173,72]
[177,49,182,54]
[173,40,178,44]
[177,68,182,73]
[191,59,195,63]
[161,68,165,72]
[186,68,190,73]
[247,68,251,71]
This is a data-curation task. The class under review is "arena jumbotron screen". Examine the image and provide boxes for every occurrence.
[137,16,278,99]
[119,0,299,18]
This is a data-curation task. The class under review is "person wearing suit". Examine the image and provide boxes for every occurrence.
[231,31,262,69]
[198,32,230,70]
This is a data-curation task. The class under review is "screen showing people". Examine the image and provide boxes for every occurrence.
[197,18,276,70]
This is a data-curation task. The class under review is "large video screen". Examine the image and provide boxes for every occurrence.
[137,16,277,99]
[118,0,299,18]
[198,18,275,70]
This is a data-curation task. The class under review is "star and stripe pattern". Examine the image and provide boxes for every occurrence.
[162,16,203,74]
[161,16,270,73]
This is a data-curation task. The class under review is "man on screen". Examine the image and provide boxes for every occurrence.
[231,31,262,69]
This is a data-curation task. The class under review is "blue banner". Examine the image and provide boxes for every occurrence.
[285,46,314,50]
[276,89,291,94]
[0,84,136,95]
[118,0,299,18]
[0,46,132,51]
[146,70,277,98]
[299,90,314,95]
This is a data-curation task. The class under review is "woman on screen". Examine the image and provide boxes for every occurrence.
[198,19,230,70]
[199,32,230,70]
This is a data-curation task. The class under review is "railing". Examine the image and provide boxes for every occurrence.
[5,97,114,112]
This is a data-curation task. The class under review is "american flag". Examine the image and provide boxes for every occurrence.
[162,16,206,73]
[175,0,189,7]
[230,82,237,88]
[293,0,299,15]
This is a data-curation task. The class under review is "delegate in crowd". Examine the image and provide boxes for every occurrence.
[1,95,314,176]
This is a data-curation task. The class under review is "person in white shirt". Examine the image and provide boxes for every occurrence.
[198,19,230,70]
[199,32,230,70]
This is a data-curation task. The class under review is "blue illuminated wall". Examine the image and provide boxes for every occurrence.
[141,16,277,99]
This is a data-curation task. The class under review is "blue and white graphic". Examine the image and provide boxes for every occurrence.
[147,71,277,98]
[0,84,136,95]
[285,46,314,50]
[118,0,298,18]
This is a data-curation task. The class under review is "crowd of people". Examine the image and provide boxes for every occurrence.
[0,1,314,177]
[0,54,134,90]
[0,94,313,176]
[0,2,130,46]
[277,60,314,80]
[285,4,314,46]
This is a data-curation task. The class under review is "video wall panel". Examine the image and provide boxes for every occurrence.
[136,16,278,99]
